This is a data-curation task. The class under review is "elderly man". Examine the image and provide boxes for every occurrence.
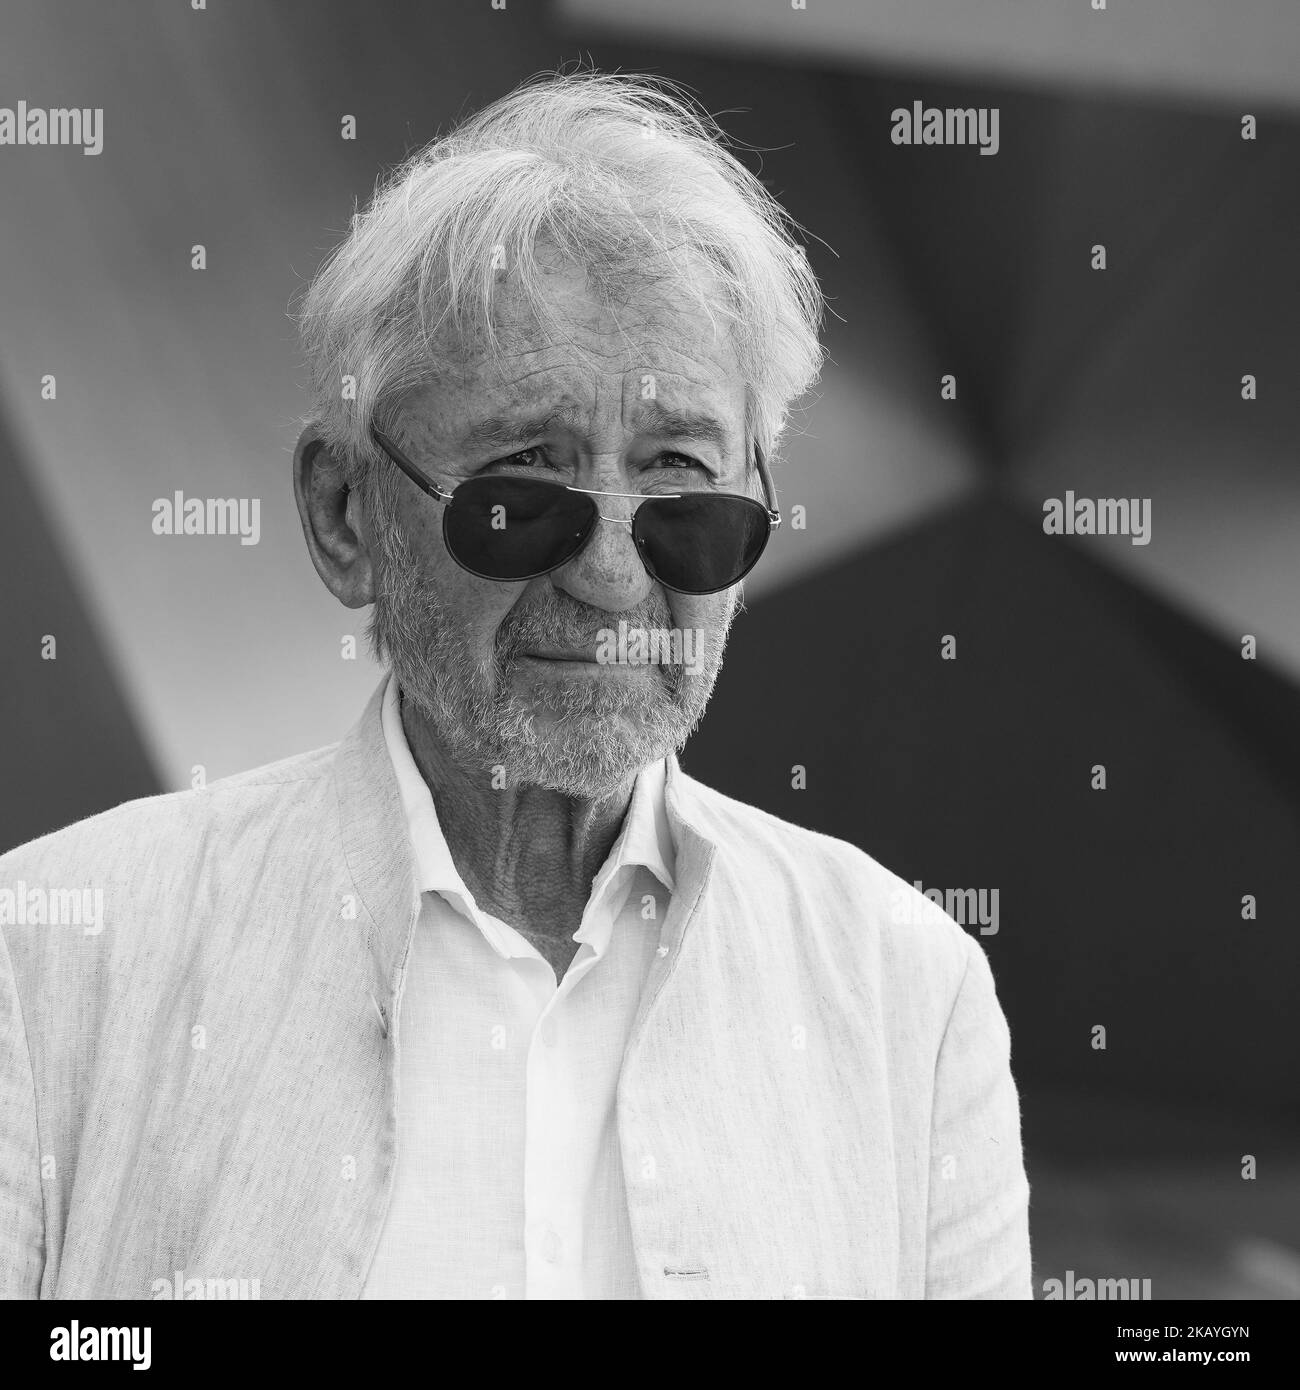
[0,72,1030,1300]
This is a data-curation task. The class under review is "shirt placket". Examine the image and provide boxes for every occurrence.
[521,853,637,1300]
[521,944,598,1299]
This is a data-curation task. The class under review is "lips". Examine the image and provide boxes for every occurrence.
[518,648,599,662]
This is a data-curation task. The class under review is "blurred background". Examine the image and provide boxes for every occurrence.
[2,0,1297,1298]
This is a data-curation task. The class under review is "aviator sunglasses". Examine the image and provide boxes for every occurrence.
[369,425,781,596]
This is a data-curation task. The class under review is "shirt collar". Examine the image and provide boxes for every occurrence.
[380,674,466,900]
[379,674,676,952]
[602,754,676,896]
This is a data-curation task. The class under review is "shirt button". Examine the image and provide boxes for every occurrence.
[541,1019,558,1047]
[656,945,669,958]
[541,1228,562,1263]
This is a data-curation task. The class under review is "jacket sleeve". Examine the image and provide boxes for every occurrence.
[924,934,1032,1298]
[0,925,44,1297]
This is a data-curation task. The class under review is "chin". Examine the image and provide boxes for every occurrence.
[501,713,675,800]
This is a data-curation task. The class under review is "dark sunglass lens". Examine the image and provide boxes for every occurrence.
[444,477,595,580]
[634,494,770,594]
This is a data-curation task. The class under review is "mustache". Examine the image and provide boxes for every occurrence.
[493,590,677,663]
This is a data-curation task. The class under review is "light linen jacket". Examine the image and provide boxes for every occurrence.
[0,679,1031,1300]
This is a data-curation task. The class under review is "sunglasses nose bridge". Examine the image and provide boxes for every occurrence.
[539,491,658,607]
[564,485,642,528]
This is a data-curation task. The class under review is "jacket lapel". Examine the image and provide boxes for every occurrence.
[194,677,422,1299]
[619,761,901,1299]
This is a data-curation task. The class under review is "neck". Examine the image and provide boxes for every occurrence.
[400,697,636,938]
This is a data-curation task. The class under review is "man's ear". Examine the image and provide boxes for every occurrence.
[293,426,376,609]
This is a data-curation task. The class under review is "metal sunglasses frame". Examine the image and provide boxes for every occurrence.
[367,423,781,588]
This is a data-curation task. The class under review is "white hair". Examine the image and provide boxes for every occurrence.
[295,68,825,485]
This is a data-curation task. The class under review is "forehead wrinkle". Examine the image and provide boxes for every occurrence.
[435,317,744,454]
[486,283,733,368]
[468,359,592,395]
[456,274,738,370]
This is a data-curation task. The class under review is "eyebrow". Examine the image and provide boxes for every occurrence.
[461,405,586,451]
[459,402,734,455]
[631,404,731,453]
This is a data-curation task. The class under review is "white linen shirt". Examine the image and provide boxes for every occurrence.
[360,678,675,1300]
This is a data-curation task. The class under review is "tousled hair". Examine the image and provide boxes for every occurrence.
[295,67,825,506]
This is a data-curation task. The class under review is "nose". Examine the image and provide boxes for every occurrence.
[549,489,654,611]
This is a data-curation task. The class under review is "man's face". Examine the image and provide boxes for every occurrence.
[368,257,752,799]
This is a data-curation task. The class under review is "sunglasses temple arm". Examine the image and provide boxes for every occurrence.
[755,441,781,528]
[369,426,455,504]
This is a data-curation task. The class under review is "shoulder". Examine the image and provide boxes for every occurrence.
[673,768,981,984]
[0,741,340,887]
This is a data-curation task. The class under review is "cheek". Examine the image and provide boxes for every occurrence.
[667,591,735,662]
[444,563,530,660]
[399,501,524,657]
